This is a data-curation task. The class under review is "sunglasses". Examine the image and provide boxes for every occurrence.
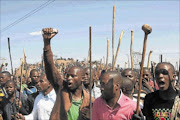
[155,69,169,76]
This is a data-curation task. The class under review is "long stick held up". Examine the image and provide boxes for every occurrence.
[89,26,92,120]
[130,30,134,70]
[106,38,109,69]
[113,31,124,68]
[112,5,115,70]
[136,24,152,115]
[147,50,153,69]
[8,38,13,75]
[18,58,23,113]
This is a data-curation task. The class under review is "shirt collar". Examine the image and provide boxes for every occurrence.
[117,89,128,107]
[44,89,55,98]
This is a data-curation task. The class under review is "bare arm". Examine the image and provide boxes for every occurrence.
[42,28,63,91]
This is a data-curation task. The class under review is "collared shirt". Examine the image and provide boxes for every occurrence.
[92,91,137,120]
[25,89,56,120]
[91,84,101,99]
[83,83,101,99]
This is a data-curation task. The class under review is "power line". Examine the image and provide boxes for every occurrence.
[0,0,55,33]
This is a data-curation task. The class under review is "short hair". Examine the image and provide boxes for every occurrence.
[1,71,11,77]
[30,69,38,77]
[102,71,122,84]
[68,66,85,76]
[156,62,175,74]
[143,67,150,72]
[5,80,17,88]
[121,77,134,95]
[121,68,136,77]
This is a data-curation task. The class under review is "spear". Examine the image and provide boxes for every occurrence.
[106,38,109,69]
[8,37,13,75]
[17,58,23,113]
[112,5,115,70]
[130,30,134,70]
[89,26,92,120]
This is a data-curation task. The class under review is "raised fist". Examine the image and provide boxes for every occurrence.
[42,28,58,40]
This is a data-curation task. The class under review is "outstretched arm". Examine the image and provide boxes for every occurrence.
[42,28,64,91]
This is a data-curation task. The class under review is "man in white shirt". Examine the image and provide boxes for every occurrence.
[16,74,56,120]
[83,67,101,99]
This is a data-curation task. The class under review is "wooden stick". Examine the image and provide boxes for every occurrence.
[106,38,109,69]
[113,31,124,69]
[177,59,180,86]
[130,30,134,70]
[112,5,115,70]
[124,62,127,68]
[103,56,105,67]
[151,61,156,91]
[147,50,153,69]
[136,24,152,115]
[24,48,28,80]
[18,58,23,113]
[89,26,92,120]
[8,38,13,75]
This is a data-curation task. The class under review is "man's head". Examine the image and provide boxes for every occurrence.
[121,77,134,96]
[155,62,176,91]
[0,71,11,86]
[35,74,52,95]
[30,69,39,84]
[66,66,84,91]
[100,71,122,101]
[5,80,16,96]
[64,66,71,79]
[121,69,137,85]
[83,68,95,86]
[143,67,152,82]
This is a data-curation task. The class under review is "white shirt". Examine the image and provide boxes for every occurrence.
[25,89,56,120]
[91,84,101,99]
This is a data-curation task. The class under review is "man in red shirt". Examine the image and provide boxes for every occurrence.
[92,71,138,120]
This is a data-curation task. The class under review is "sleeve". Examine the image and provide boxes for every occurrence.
[24,95,39,120]
[92,99,99,120]
[43,46,64,91]
[142,94,153,120]
[19,93,29,115]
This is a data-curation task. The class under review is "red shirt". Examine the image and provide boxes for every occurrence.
[149,81,159,90]
[92,92,137,120]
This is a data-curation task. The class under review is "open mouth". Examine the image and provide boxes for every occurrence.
[68,82,72,87]
[7,91,12,94]
[158,81,165,87]
[36,87,41,91]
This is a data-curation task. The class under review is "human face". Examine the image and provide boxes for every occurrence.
[143,69,151,82]
[0,73,10,86]
[67,68,82,91]
[155,64,175,91]
[5,82,16,96]
[35,75,50,93]
[31,71,39,83]
[83,68,94,86]
[100,73,114,101]
[122,70,136,84]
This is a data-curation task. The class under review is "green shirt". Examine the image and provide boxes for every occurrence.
[67,97,83,120]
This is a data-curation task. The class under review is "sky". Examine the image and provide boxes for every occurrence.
[0,0,180,72]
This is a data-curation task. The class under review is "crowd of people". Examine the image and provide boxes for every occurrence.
[0,27,179,120]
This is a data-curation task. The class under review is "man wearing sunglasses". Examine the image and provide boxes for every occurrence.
[142,62,177,120]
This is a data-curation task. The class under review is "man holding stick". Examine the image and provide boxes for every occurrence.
[42,28,94,120]
[142,62,179,119]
